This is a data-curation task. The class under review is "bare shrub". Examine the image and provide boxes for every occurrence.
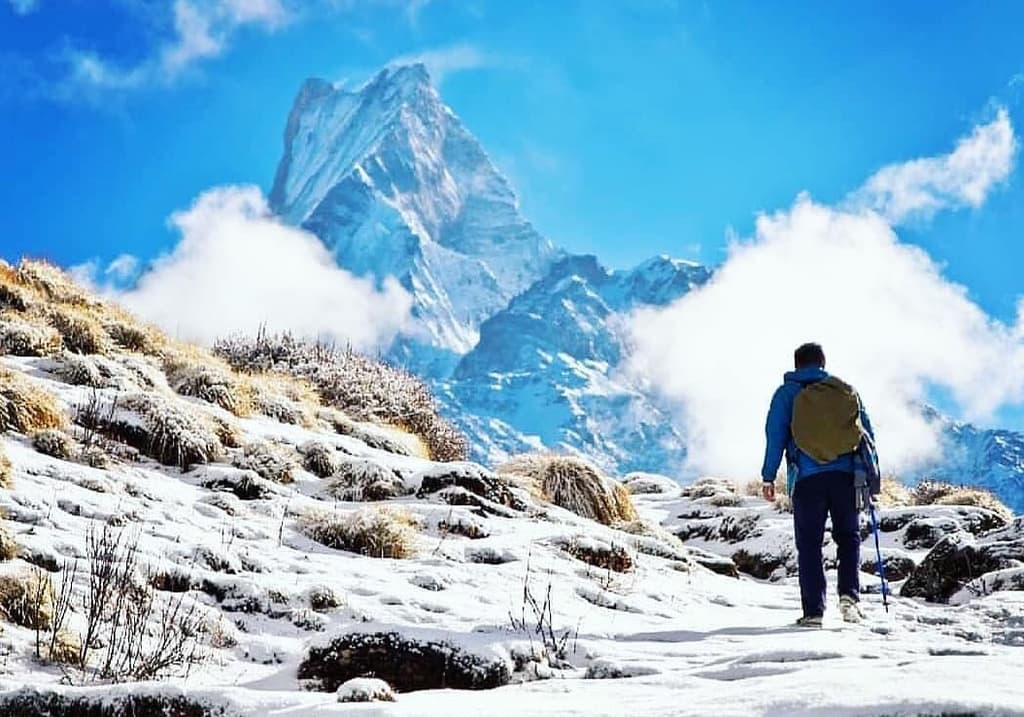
[232,441,298,484]
[508,552,576,667]
[77,525,206,681]
[912,479,1013,521]
[499,454,637,526]
[299,440,338,478]
[0,368,67,434]
[214,332,468,462]
[0,315,62,356]
[324,458,406,501]
[32,429,74,460]
[0,570,53,629]
[299,508,417,559]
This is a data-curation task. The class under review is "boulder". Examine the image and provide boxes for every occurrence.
[298,631,511,694]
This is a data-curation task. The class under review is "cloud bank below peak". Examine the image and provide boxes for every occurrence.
[78,185,412,350]
[627,107,1021,479]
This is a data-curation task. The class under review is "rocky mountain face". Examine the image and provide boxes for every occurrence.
[270,64,1024,511]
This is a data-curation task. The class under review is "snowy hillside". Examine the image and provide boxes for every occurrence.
[1,260,1024,716]
[269,64,560,376]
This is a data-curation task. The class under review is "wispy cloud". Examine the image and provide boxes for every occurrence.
[845,108,1016,224]
[53,0,289,98]
[389,43,492,85]
[8,0,39,15]
[77,186,411,348]
[626,108,1022,479]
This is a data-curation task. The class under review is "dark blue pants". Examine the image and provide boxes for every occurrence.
[792,470,860,617]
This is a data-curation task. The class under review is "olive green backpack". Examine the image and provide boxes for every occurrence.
[791,376,864,463]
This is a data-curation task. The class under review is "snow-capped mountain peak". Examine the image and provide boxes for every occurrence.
[270,64,559,374]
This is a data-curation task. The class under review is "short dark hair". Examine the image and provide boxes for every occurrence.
[794,342,825,369]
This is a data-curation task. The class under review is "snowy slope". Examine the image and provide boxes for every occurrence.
[2,349,1023,716]
[269,64,560,376]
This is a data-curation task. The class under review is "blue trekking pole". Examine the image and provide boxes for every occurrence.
[867,499,890,612]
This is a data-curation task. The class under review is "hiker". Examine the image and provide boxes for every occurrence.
[760,342,876,627]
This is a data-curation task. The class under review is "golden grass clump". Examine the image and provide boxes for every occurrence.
[499,453,638,526]
[0,368,67,435]
[45,630,81,666]
[877,476,913,508]
[912,479,1013,522]
[299,508,417,559]
[323,458,407,501]
[299,440,338,478]
[0,570,53,630]
[106,393,222,470]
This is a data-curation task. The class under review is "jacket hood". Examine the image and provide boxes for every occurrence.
[783,366,829,385]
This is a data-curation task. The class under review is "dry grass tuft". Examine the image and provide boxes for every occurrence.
[45,630,81,665]
[912,479,1013,521]
[163,352,254,416]
[232,441,298,484]
[299,508,417,559]
[877,476,912,508]
[0,570,53,629]
[0,523,17,561]
[0,446,11,489]
[31,429,74,461]
[299,440,338,478]
[214,332,468,461]
[17,259,96,307]
[43,304,110,355]
[0,368,67,434]
[498,453,638,526]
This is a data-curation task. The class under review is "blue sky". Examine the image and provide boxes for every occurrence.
[1,0,1022,329]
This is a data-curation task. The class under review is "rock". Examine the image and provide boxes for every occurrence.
[415,464,525,511]
[298,632,511,693]
[0,690,228,717]
[902,517,963,550]
[900,523,1024,603]
[688,547,739,578]
[622,472,678,495]
[861,551,917,581]
[732,548,790,580]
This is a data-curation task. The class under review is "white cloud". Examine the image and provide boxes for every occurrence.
[389,43,491,85]
[846,108,1016,224]
[8,0,39,15]
[58,0,289,95]
[91,185,412,349]
[626,110,1022,480]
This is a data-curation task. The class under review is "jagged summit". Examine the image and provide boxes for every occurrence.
[270,64,559,374]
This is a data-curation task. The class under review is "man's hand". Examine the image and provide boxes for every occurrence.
[762,481,776,502]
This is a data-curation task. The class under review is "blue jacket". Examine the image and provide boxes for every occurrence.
[761,367,875,490]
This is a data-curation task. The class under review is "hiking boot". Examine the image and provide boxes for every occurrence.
[795,615,823,628]
[839,595,864,623]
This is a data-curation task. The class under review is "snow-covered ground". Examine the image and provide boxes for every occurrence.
[1,352,1023,717]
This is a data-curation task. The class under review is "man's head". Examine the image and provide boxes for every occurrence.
[794,342,826,369]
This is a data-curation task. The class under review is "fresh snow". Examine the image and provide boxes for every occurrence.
[2,354,1023,716]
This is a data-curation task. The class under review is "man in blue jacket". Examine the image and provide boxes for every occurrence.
[761,342,874,626]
